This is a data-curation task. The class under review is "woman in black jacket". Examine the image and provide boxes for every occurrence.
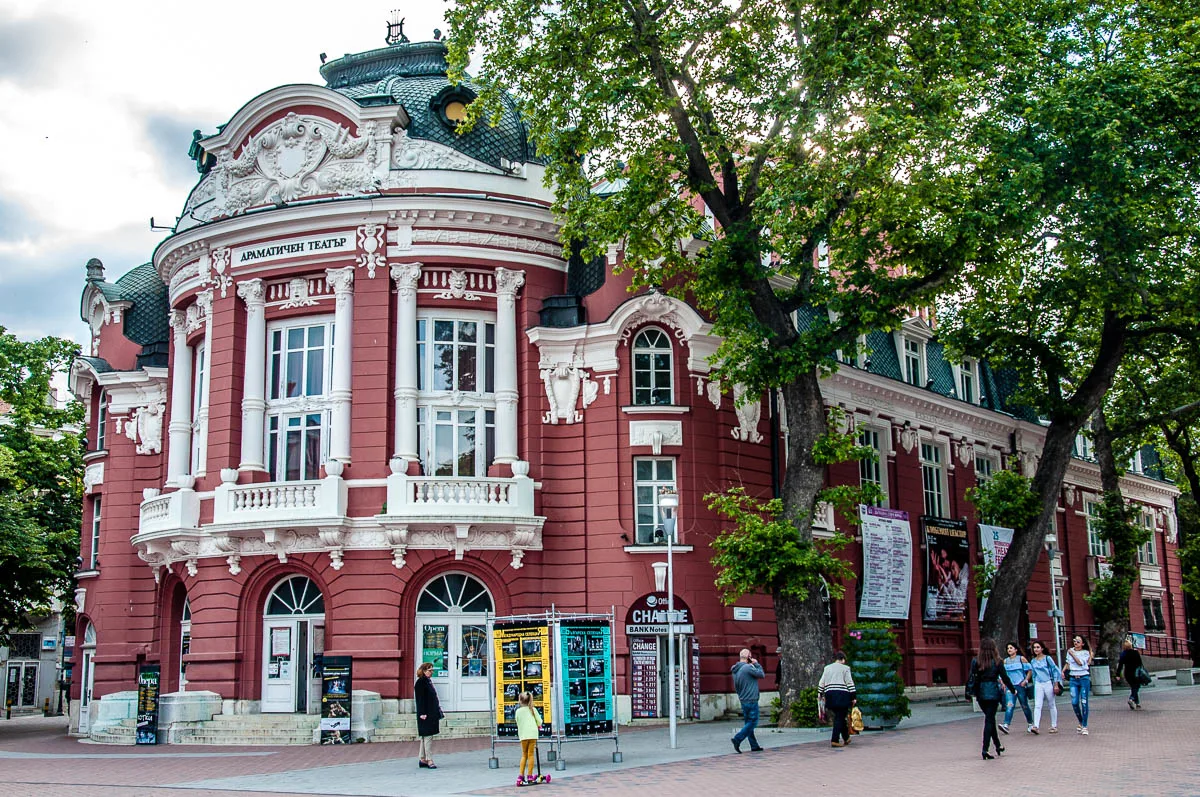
[1115,638,1146,710]
[969,637,1016,760]
[414,661,442,769]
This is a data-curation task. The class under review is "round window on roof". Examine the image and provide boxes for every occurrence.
[432,87,476,129]
[444,101,468,124]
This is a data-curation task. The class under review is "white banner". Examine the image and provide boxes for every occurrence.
[859,505,913,619]
[232,233,354,267]
[979,524,1014,621]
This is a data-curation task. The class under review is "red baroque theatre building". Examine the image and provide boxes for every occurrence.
[68,35,1189,742]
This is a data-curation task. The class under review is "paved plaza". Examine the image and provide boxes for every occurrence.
[3,683,1198,797]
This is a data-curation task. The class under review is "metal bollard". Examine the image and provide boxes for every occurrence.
[5,699,11,720]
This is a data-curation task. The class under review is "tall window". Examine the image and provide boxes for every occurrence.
[959,360,976,403]
[95,389,107,451]
[632,328,674,405]
[1085,500,1109,558]
[1074,427,1094,460]
[974,454,995,484]
[634,457,676,544]
[191,344,207,474]
[416,315,497,477]
[1137,512,1158,565]
[904,339,923,386]
[266,319,334,481]
[1142,598,1165,632]
[858,427,886,506]
[90,496,102,569]
[1128,449,1144,474]
[920,442,944,517]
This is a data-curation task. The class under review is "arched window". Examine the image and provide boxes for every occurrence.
[417,573,493,613]
[83,622,97,647]
[632,328,673,406]
[265,576,325,616]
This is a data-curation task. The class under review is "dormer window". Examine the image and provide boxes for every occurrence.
[904,339,924,386]
[95,389,108,451]
[431,87,477,130]
[958,359,977,404]
[632,328,674,406]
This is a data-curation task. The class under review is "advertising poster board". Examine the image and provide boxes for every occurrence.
[319,656,353,744]
[559,621,614,736]
[135,664,161,745]
[493,622,551,737]
[421,624,449,677]
[629,637,658,718]
[924,517,971,622]
[858,505,913,619]
[978,524,1014,620]
[691,638,701,719]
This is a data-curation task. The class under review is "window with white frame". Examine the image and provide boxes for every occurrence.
[1142,598,1165,632]
[904,339,923,386]
[1085,500,1109,558]
[190,343,207,474]
[90,496,102,569]
[1128,449,1144,474]
[266,318,334,481]
[416,314,497,477]
[632,328,674,406]
[974,453,996,484]
[634,457,676,544]
[1137,512,1158,565]
[920,441,945,517]
[1074,424,1094,460]
[959,360,976,404]
[857,426,887,506]
[95,389,108,451]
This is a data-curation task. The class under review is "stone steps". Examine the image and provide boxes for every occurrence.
[371,711,492,742]
[88,718,136,745]
[171,715,320,745]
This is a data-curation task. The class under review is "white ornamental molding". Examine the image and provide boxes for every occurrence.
[629,420,683,455]
[540,358,589,424]
[693,375,722,409]
[619,290,688,346]
[74,587,86,614]
[279,277,319,309]
[411,229,561,258]
[1063,485,1078,508]
[391,262,422,298]
[955,437,975,467]
[391,127,505,174]
[83,461,104,494]
[1018,449,1039,475]
[356,223,387,278]
[731,384,763,444]
[325,267,355,308]
[182,114,382,224]
[210,247,233,298]
[1166,512,1178,544]
[122,401,166,455]
[436,269,483,301]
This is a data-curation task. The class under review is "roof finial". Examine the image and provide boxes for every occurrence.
[86,258,105,282]
[385,10,409,45]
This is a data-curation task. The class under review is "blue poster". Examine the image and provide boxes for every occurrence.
[559,622,613,735]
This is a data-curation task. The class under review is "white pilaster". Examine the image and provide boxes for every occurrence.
[494,268,525,465]
[166,309,193,486]
[237,279,268,473]
[391,262,422,463]
[326,267,355,463]
[194,289,214,475]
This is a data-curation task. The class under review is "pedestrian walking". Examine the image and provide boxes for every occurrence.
[514,691,544,786]
[1001,641,1034,734]
[967,637,1016,760]
[818,650,857,748]
[1115,638,1147,710]
[730,648,765,753]
[1028,639,1059,733]
[414,661,442,768]
[1062,634,1092,735]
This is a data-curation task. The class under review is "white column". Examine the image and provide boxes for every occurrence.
[194,289,214,475]
[166,309,193,486]
[237,279,268,473]
[391,263,422,463]
[494,268,525,466]
[326,267,355,464]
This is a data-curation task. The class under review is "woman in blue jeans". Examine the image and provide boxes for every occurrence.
[1001,642,1034,734]
[1061,634,1092,735]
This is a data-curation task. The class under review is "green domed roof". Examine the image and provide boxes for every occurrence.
[320,40,534,170]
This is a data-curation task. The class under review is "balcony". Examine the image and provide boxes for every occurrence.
[212,471,348,526]
[137,487,200,537]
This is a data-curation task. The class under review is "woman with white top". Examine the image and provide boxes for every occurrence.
[1028,639,1059,733]
[1062,635,1092,734]
[1001,641,1034,734]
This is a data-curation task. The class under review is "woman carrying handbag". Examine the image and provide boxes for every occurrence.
[1062,635,1092,735]
[1115,638,1148,710]
[1028,639,1059,733]
[967,638,1017,760]
[414,661,443,769]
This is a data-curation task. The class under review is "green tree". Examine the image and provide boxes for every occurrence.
[0,329,83,641]
[449,0,1051,700]
[939,0,1200,644]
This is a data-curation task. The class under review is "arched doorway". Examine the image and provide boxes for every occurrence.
[414,573,493,711]
[261,576,325,714]
[78,622,97,734]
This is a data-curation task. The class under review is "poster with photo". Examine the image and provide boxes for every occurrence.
[859,505,914,619]
[135,665,161,745]
[421,624,449,677]
[559,622,613,736]
[924,517,971,623]
[978,524,1014,620]
[492,622,551,737]
[319,656,353,744]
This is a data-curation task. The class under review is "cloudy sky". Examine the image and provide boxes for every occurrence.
[0,1,447,346]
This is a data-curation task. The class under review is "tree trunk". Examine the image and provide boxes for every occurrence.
[982,312,1128,644]
[1093,410,1132,666]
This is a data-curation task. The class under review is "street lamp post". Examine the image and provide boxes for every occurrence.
[658,489,679,750]
[1045,532,1064,670]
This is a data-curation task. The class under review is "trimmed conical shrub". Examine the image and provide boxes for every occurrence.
[844,622,911,728]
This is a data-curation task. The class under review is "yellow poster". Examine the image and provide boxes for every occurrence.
[493,622,551,735]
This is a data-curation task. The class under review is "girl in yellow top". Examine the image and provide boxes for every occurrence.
[515,691,544,786]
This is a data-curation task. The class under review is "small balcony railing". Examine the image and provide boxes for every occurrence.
[384,473,536,521]
[212,471,348,526]
[137,488,200,537]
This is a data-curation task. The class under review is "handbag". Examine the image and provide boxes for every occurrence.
[1024,683,1035,701]
[1052,681,1062,696]
[1135,666,1152,687]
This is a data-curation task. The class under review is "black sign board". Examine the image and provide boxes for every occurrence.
[319,656,353,744]
[136,664,161,745]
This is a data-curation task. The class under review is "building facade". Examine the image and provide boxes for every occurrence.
[68,35,1188,742]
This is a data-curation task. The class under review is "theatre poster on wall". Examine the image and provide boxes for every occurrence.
[923,517,970,623]
[493,622,551,737]
[858,505,913,620]
[559,621,614,736]
[135,664,161,745]
[319,656,353,744]
[978,524,1014,620]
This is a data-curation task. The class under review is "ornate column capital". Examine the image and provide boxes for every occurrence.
[195,288,214,314]
[495,267,526,298]
[326,266,356,294]
[168,309,187,332]
[390,262,423,297]
[236,278,266,307]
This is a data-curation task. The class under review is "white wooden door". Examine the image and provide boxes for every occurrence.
[262,619,299,713]
[78,649,95,734]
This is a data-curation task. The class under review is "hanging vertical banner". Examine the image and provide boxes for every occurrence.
[319,656,353,744]
[978,524,1014,620]
[135,665,161,745]
[560,621,614,736]
[493,622,551,737]
[859,506,914,619]
[629,637,658,718]
[690,638,701,719]
[923,517,971,622]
